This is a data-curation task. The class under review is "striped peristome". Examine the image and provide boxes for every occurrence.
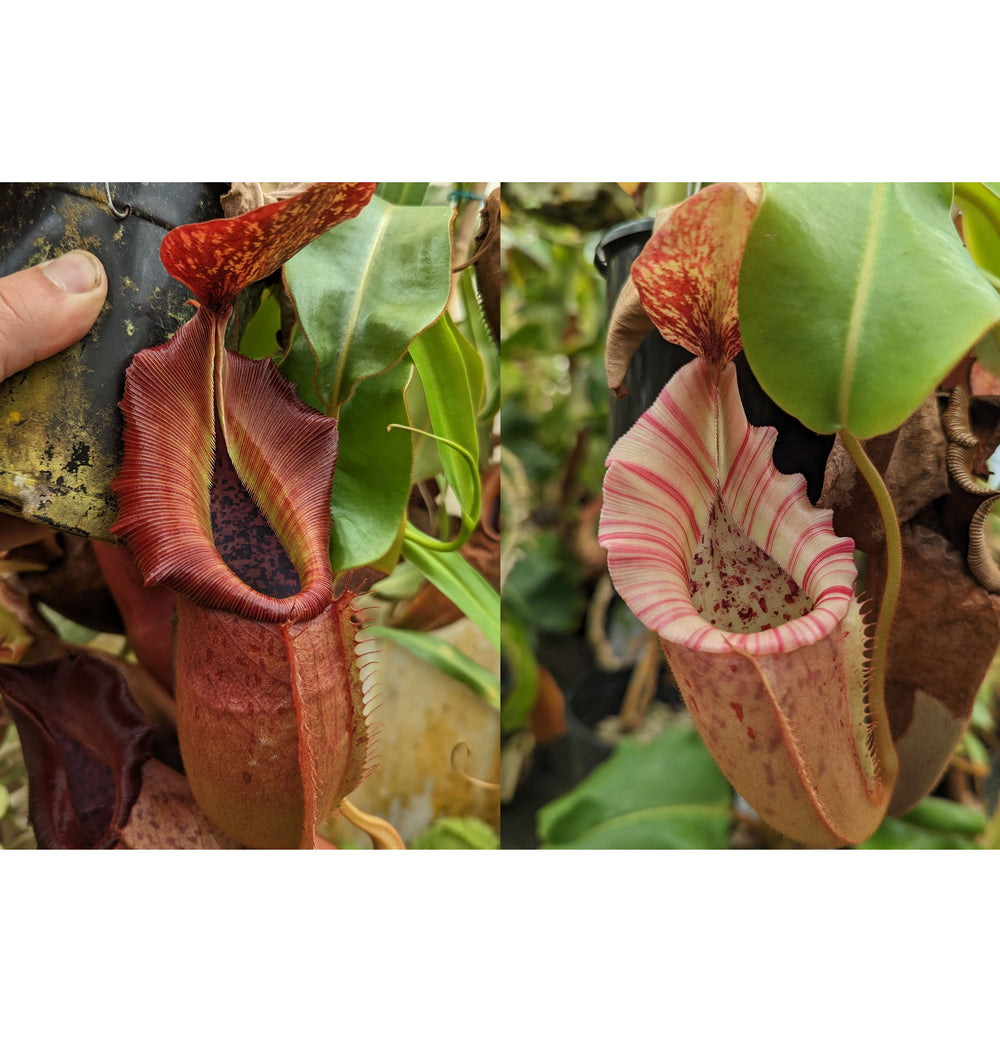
[601,358,857,655]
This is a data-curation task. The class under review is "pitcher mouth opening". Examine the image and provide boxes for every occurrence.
[600,358,858,659]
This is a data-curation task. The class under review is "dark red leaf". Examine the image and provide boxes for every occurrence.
[0,652,153,848]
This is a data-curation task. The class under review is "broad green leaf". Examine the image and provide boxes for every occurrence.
[537,726,732,849]
[283,195,454,414]
[540,804,734,850]
[408,314,484,546]
[401,538,500,654]
[376,182,430,206]
[739,182,1000,438]
[330,358,413,573]
[366,625,499,710]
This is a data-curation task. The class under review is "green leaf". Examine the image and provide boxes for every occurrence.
[376,183,431,206]
[955,182,1000,283]
[955,183,1000,375]
[401,538,500,654]
[858,818,981,850]
[960,729,990,769]
[503,531,583,634]
[371,561,427,602]
[407,314,484,548]
[739,182,1000,438]
[857,795,986,848]
[239,285,282,361]
[499,609,540,735]
[404,366,439,484]
[972,327,1000,378]
[537,726,732,849]
[541,804,734,850]
[330,358,413,573]
[412,817,499,850]
[458,266,502,413]
[283,195,454,414]
[367,625,499,709]
[35,601,99,645]
[898,795,986,835]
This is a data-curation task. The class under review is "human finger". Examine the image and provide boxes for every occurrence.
[0,250,108,380]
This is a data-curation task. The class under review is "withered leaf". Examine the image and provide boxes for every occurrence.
[866,521,1000,815]
[0,651,153,848]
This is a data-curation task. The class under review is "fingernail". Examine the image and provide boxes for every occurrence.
[40,250,105,294]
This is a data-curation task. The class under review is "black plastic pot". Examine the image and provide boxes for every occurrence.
[564,667,633,773]
[594,218,693,443]
[0,182,228,539]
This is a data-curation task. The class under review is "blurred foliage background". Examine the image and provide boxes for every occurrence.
[499,182,692,847]
[501,183,630,641]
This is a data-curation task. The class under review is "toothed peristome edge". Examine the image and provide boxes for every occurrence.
[349,593,384,785]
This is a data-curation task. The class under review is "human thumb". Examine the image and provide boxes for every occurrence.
[0,250,107,380]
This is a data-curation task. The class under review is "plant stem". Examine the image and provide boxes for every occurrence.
[339,797,406,849]
[838,428,901,786]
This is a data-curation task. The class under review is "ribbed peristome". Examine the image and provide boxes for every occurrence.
[112,306,338,623]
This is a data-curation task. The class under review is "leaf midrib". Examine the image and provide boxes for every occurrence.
[838,183,886,427]
[330,204,393,410]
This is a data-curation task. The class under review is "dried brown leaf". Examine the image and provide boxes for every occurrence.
[867,521,1000,814]
[822,394,950,550]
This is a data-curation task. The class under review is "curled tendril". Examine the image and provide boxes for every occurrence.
[450,742,501,791]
